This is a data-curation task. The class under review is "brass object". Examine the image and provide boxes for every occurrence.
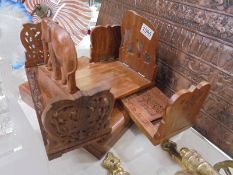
[162,140,233,175]
[161,139,182,164]
[179,147,220,175]
[102,152,130,175]
[31,4,52,18]
[214,160,233,175]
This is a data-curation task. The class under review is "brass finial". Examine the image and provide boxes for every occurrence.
[102,152,130,175]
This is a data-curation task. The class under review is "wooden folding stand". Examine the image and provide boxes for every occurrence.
[19,10,158,159]
[19,10,211,160]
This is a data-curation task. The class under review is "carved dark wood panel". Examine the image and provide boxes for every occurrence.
[20,23,46,68]
[97,0,233,157]
[42,88,114,157]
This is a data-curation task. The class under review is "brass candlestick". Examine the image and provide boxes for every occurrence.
[162,140,232,175]
[101,141,232,175]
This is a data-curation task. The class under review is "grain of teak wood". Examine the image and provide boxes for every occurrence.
[122,81,211,145]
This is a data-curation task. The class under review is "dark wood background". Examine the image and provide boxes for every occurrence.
[97,0,233,157]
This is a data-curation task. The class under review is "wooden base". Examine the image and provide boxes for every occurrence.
[84,102,132,159]
[18,82,131,159]
[75,61,152,99]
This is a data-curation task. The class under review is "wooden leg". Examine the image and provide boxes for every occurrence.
[47,58,52,71]
[49,45,61,80]
[67,73,78,94]
[61,67,67,85]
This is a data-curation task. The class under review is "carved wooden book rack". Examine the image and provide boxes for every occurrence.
[20,10,210,160]
[19,10,211,161]
[122,82,211,145]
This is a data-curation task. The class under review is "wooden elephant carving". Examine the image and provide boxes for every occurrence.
[41,18,78,94]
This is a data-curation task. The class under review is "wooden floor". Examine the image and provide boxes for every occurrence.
[75,61,152,99]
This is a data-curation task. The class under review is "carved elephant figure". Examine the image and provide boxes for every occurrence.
[41,18,78,93]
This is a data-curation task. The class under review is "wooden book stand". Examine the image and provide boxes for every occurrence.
[122,82,211,145]
[19,10,159,159]
[19,10,210,160]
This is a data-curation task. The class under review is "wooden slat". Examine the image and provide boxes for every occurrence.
[75,61,152,99]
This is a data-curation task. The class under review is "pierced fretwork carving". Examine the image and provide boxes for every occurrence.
[41,87,114,158]
[20,23,46,68]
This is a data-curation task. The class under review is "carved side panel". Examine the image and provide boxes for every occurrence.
[119,10,159,81]
[41,88,114,157]
[155,82,211,143]
[97,0,233,157]
[25,67,47,144]
[20,23,46,68]
[91,25,121,62]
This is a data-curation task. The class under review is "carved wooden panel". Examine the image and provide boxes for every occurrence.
[25,67,47,144]
[97,0,233,157]
[90,25,121,62]
[42,87,114,158]
[119,10,159,81]
[20,23,46,68]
